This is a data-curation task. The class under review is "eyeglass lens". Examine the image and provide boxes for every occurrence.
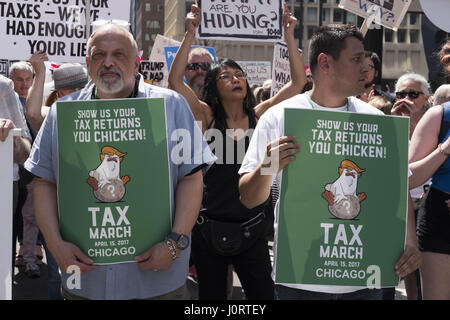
[219,72,246,81]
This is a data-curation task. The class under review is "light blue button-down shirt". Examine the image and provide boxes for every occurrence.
[25,78,216,299]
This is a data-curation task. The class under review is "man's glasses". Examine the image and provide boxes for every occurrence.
[217,71,246,82]
[395,91,423,99]
[186,62,211,71]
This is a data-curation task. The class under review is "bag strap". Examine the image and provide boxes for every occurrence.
[438,102,450,144]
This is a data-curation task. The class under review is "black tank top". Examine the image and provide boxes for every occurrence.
[201,113,258,222]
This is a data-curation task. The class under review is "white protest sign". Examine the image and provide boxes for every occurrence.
[198,0,283,42]
[420,0,450,33]
[0,129,21,300]
[271,42,299,97]
[139,61,165,86]
[338,0,412,31]
[236,61,271,86]
[0,0,130,63]
[148,35,181,88]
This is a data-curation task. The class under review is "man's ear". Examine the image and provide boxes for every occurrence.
[134,56,140,75]
[317,53,331,74]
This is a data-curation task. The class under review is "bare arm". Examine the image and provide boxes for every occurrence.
[33,178,96,273]
[135,170,203,270]
[254,4,307,118]
[0,118,31,164]
[167,4,211,132]
[394,193,421,277]
[409,105,447,189]
[26,51,49,132]
[13,136,31,165]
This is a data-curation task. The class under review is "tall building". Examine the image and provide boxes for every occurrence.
[135,0,165,59]
[293,0,428,89]
[159,0,432,87]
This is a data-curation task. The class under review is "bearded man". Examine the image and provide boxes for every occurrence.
[24,22,215,300]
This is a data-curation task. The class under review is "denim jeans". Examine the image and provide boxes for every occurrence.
[22,183,40,265]
[62,284,189,300]
[43,242,63,300]
[275,284,383,300]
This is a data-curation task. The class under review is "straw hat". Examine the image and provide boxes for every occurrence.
[53,63,88,90]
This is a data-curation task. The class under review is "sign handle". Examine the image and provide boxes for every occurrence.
[85,0,91,39]
[11,128,22,137]
[360,18,370,37]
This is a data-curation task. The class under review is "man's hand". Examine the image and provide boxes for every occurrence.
[391,99,414,117]
[28,51,48,76]
[52,240,96,275]
[0,118,15,142]
[262,136,300,174]
[395,240,422,278]
[134,241,176,271]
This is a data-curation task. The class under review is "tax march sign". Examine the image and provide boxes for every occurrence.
[57,98,171,264]
[275,108,409,287]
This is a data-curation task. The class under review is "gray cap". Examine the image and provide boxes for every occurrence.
[53,63,88,90]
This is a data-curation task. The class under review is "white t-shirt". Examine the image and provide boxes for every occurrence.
[239,93,384,294]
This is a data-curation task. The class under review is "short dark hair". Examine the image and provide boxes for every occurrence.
[365,51,381,74]
[309,24,364,74]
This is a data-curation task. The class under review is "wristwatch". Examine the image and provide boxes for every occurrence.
[166,232,189,250]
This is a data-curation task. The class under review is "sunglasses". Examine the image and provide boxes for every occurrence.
[186,62,211,71]
[395,91,423,99]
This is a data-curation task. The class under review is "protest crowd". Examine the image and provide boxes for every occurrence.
[1,1,449,301]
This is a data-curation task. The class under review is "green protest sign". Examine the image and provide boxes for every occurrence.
[57,98,171,264]
[275,108,409,287]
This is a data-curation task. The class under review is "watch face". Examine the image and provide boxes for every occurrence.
[177,235,189,249]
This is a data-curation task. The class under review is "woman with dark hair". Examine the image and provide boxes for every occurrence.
[168,4,306,299]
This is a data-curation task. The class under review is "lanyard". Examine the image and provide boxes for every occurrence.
[307,92,350,111]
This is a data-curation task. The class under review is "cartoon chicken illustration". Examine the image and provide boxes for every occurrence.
[321,160,366,220]
[87,146,130,202]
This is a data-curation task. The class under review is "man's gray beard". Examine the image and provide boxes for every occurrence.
[188,75,205,98]
[97,73,124,94]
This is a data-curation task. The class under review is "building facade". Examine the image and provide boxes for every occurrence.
[135,0,165,59]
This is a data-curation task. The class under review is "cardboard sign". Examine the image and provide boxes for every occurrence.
[148,35,181,88]
[198,0,283,42]
[139,61,165,86]
[339,0,412,31]
[0,0,130,63]
[276,108,409,287]
[57,98,171,264]
[236,61,271,86]
[271,42,290,98]
[164,46,217,72]
[0,130,18,300]
[0,60,9,77]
